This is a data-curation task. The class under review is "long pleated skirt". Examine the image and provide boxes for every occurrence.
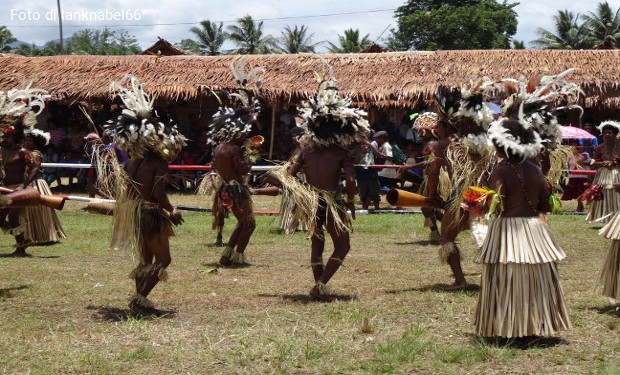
[474,216,571,338]
[20,179,66,244]
[599,210,620,300]
[586,168,620,223]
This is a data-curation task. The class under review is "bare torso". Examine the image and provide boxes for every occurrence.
[125,155,172,211]
[1,146,29,186]
[296,145,352,192]
[490,160,551,217]
[213,142,250,184]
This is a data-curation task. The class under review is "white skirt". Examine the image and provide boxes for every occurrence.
[20,179,66,244]
[587,168,620,223]
[474,216,570,338]
[600,240,620,300]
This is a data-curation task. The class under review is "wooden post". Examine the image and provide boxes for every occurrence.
[268,100,277,160]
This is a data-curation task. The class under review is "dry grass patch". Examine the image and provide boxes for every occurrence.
[1,194,619,374]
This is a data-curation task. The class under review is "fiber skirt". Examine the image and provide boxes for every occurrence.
[278,189,308,234]
[21,179,66,244]
[587,168,620,223]
[474,216,570,338]
[600,240,620,300]
[599,210,620,240]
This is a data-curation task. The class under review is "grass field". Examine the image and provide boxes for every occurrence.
[1,194,619,374]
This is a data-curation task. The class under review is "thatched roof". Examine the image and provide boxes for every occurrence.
[1,50,620,109]
[141,37,190,56]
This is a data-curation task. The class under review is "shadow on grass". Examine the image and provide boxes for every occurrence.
[86,305,176,322]
[0,285,29,298]
[592,304,620,318]
[394,240,437,246]
[471,334,568,350]
[257,293,357,304]
[386,283,480,294]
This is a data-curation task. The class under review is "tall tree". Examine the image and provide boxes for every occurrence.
[0,26,17,51]
[388,0,518,50]
[531,10,594,49]
[64,28,141,55]
[12,41,61,57]
[581,1,620,49]
[327,29,372,53]
[189,20,228,55]
[278,25,321,53]
[177,39,203,54]
[227,15,276,54]
[512,40,525,49]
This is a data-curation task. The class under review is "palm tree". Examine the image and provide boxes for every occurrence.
[227,15,276,54]
[189,20,227,56]
[327,29,372,53]
[581,1,620,49]
[277,25,321,53]
[531,10,594,49]
[0,26,17,51]
[512,40,525,49]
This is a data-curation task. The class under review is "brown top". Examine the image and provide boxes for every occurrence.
[213,142,251,185]
[125,154,174,212]
[489,160,551,217]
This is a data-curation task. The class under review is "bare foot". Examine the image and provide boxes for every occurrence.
[218,256,232,266]
[11,247,31,257]
[443,281,468,291]
[214,239,224,247]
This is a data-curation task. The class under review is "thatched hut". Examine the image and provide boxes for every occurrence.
[1,50,619,156]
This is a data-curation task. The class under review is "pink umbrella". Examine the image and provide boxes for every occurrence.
[559,125,597,139]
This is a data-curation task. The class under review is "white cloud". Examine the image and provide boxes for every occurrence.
[2,1,620,50]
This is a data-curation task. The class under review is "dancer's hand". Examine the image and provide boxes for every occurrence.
[170,208,184,225]
[347,198,356,220]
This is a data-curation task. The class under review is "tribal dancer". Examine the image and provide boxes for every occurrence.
[406,112,442,243]
[279,59,370,298]
[104,74,186,312]
[586,121,620,223]
[475,118,570,338]
[205,59,264,266]
[0,85,50,256]
[427,82,496,290]
[21,128,66,244]
[598,184,620,302]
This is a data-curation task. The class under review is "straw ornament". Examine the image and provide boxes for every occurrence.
[206,58,263,146]
[297,57,370,148]
[0,83,50,136]
[107,74,187,160]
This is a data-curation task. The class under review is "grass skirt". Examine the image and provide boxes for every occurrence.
[278,188,308,233]
[586,168,620,223]
[20,179,66,244]
[599,210,620,300]
[474,216,570,338]
[600,240,620,300]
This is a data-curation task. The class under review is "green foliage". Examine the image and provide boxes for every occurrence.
[176,39,202,54]
[0,25,17,51]
[227,15,277,54]
[389,0,518,50]
[278,25,321,54]
[512,40,525,49]
[64,28,141,55]
[327,28,372,53]
[531,10,594,49]
[11,41,61,57]
[189,20,228,56]
[581,1,620,49]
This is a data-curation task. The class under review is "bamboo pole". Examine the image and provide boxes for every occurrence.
[268,99,278,160]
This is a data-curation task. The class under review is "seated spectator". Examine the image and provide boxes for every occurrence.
[41,145,59,187]
[46,117,67,151]
[57,149,80,189]
[561,139,591,212]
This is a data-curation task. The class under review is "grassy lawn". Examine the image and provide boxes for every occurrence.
[1,194,619,374]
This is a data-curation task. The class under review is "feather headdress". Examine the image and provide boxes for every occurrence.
[23,128,50,150]
[297,57,370,147]
[488,117,545,159]
[434,79,495,155]
[412,112,438,136]
[206,58,264,146]
[597,120,620,134]
[107,74,187,160]
[0,83,50,136]
[500,69,583,149]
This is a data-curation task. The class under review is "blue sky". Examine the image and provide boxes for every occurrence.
[2,1,619,50]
